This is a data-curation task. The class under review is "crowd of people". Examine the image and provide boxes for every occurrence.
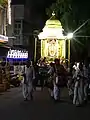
[19,58,90,107]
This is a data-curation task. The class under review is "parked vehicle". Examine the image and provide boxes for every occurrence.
[10,74,21,87]
[10,65,21,87]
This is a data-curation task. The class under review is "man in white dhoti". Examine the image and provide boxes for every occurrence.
[73,63,85,106]
[83,64,88,103]
[23,61,35,101]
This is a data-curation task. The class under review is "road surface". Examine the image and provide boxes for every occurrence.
[0,87,90,120]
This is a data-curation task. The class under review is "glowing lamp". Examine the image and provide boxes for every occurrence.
[67,33,73,39]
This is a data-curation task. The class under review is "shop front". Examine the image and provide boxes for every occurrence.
[7,49,28,63]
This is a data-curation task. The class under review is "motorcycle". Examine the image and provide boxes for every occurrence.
[10,74,21,87]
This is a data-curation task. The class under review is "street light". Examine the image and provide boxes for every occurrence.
[64,33,73,66]
[66,19,90,40]
[67,33,73,39]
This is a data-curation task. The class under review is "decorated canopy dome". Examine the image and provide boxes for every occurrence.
[38,12,65,39]
[46,13,61,27]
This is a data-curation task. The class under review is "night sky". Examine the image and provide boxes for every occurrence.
[12,0,90,30]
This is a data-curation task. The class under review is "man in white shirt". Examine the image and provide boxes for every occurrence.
[23,61,35,101]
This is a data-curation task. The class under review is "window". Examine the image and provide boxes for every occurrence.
[14,20,22,35]
[14,30,20,34]
[18,24,21,29]
[14,24,18,28]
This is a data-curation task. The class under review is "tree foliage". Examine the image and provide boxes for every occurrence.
[46,0,90,33]
[46,0,75,31]
[46,0,90,60]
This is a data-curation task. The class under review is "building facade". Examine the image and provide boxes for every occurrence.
[10,0,35,59]
[11,0,33,47]
[0,0,8,36]
[0,0,12,57]
[0,0,12,41]
[11,4,24,46]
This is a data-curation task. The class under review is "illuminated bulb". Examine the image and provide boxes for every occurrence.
[67,33,73,39]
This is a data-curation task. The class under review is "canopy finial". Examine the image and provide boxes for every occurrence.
[52,11,55,16]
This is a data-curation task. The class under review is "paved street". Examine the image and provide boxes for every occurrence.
[0,87,90,120]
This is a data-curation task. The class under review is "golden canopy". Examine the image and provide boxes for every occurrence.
[38,12,65,39]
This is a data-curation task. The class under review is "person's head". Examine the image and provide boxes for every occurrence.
[84,61,88,68]
[30,61,33,66]
[79,62,83,70]
[74,62,77,66]
[44,57,46,60]
[54,58,60,65]
[50,62,54,67]
[26,61,30,68]
[89,64,90,67]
